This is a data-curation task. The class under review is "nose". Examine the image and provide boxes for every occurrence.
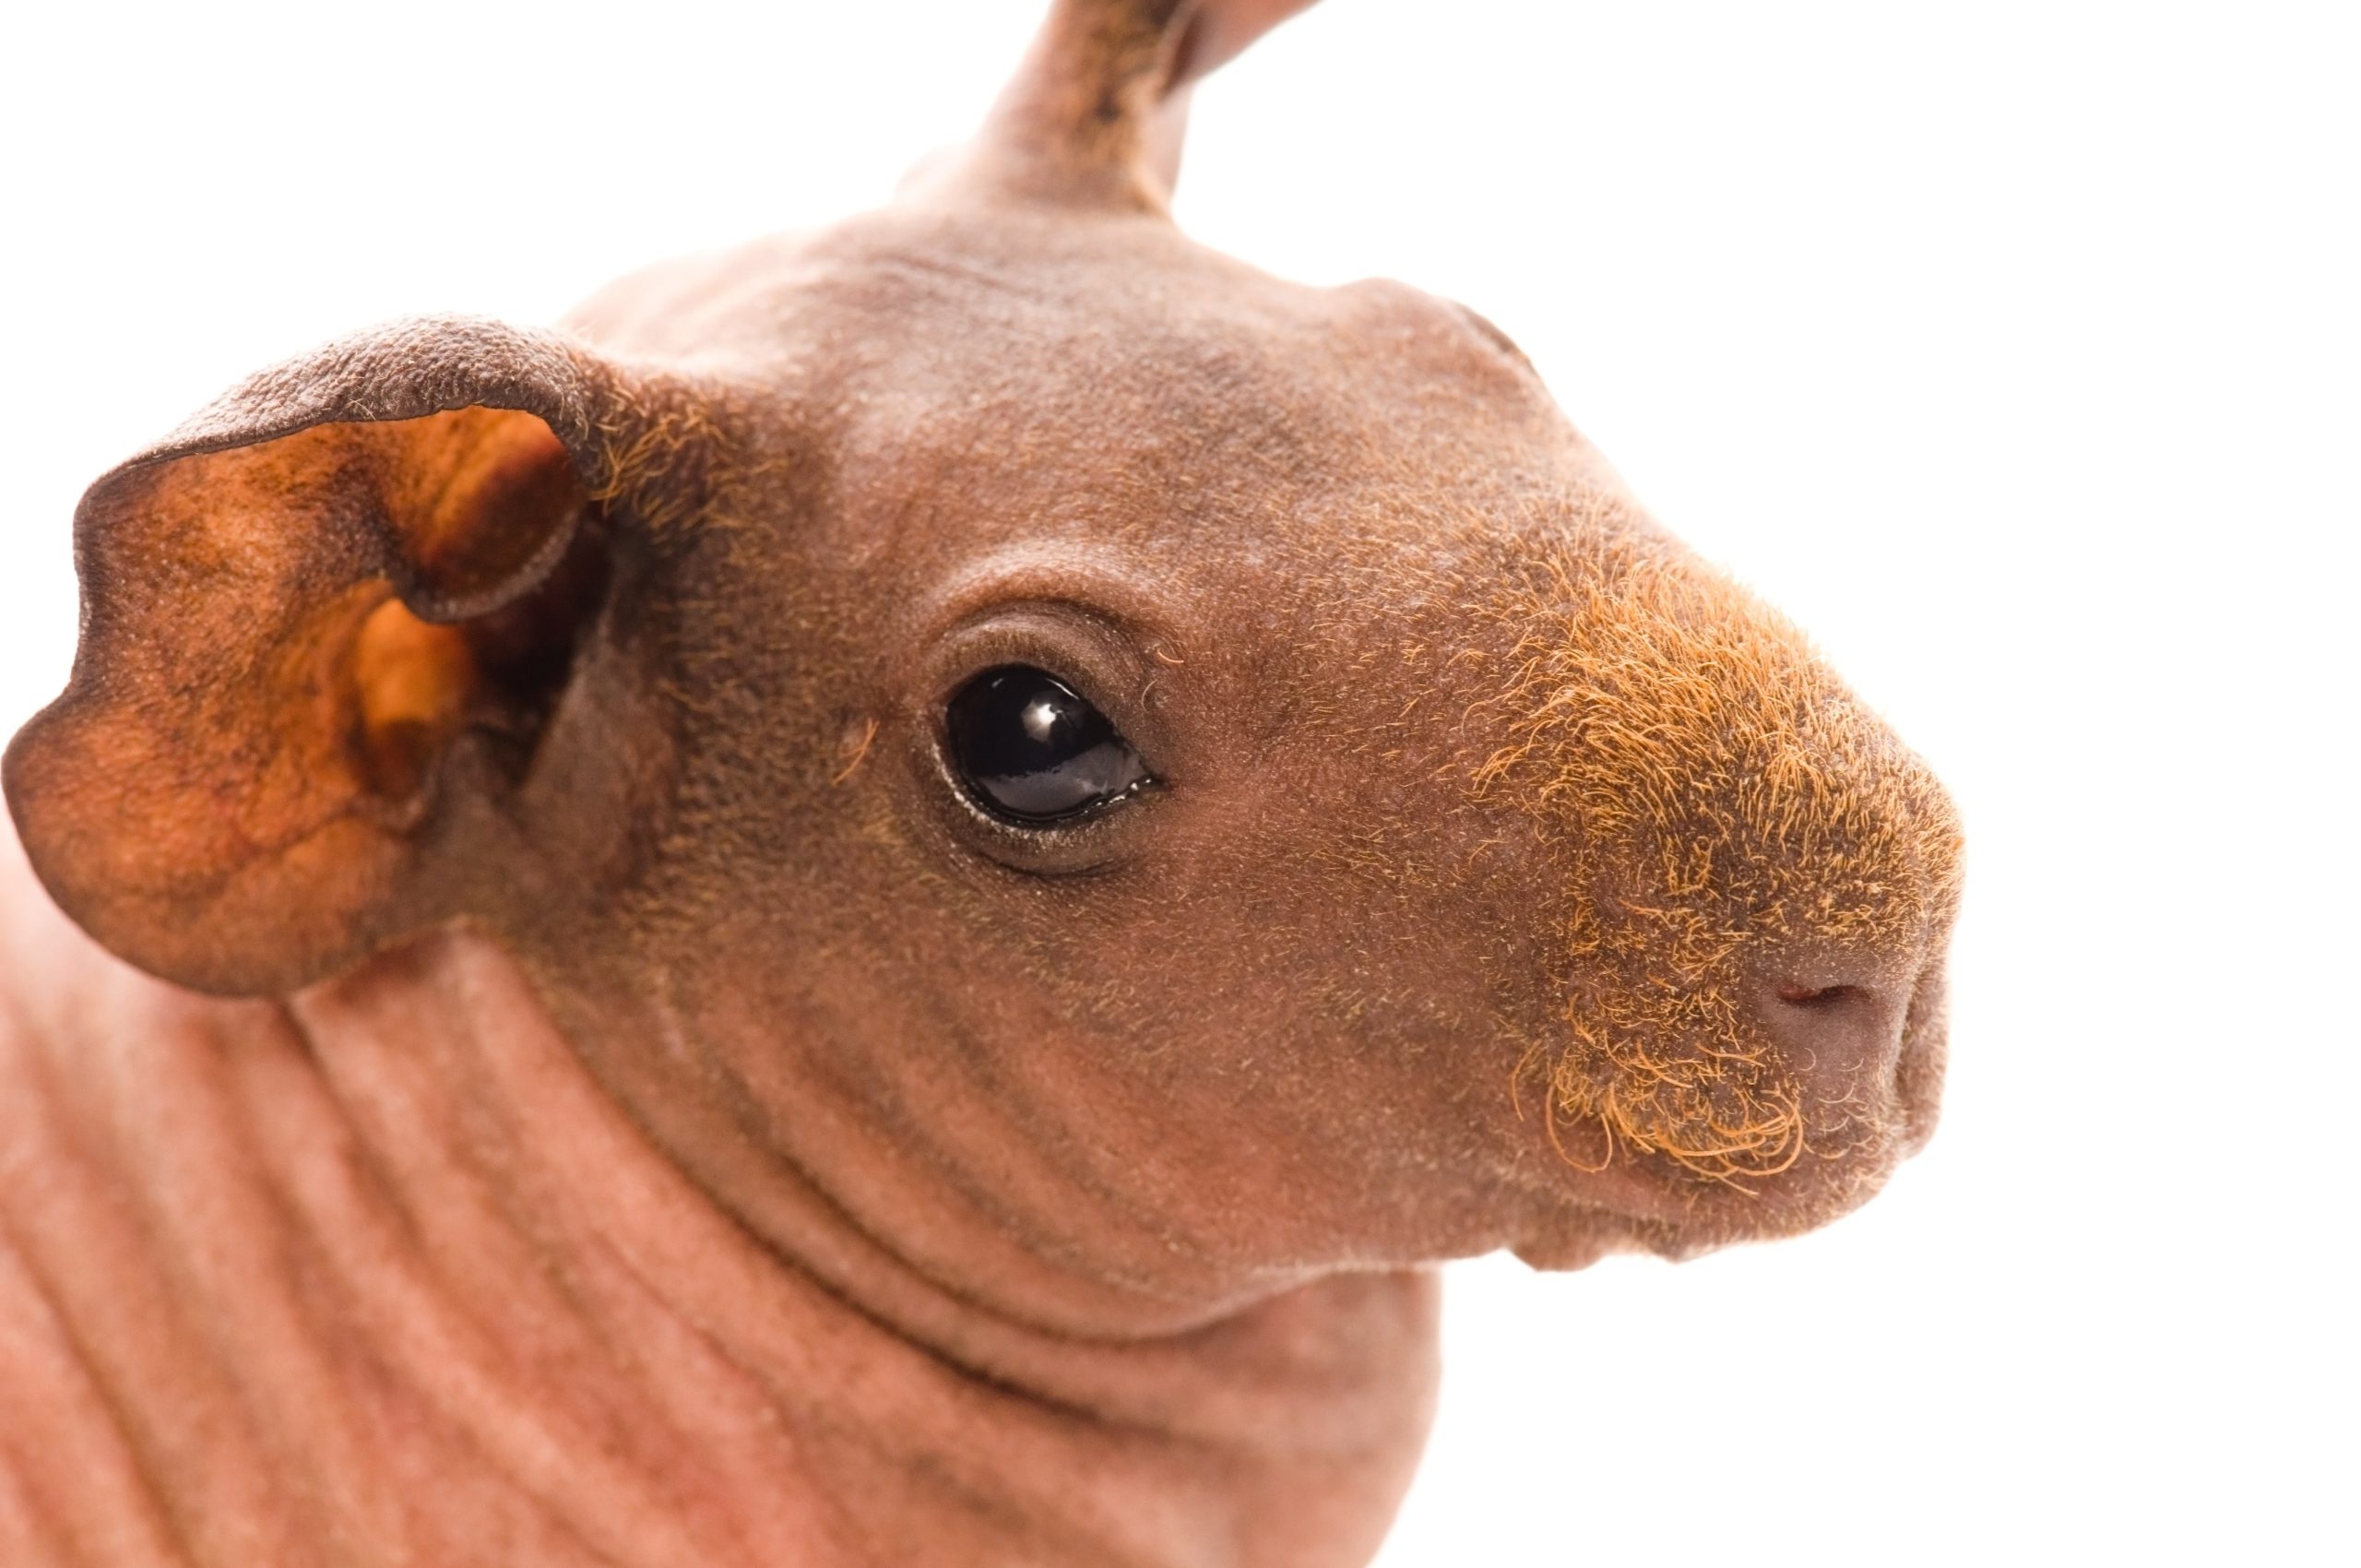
[1752,963,1914,1086]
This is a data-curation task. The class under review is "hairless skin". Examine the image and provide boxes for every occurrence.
[0,2,1961,1563]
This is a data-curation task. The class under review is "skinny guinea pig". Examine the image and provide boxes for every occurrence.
[0,1,1964,1563]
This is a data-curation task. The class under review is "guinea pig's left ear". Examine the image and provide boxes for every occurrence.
[3,315,712,996]
[975,0,1319,207]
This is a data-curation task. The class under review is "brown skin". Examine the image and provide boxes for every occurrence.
[0,2,1961,1563]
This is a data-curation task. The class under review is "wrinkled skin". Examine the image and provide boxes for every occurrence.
[0,2,1960,1563]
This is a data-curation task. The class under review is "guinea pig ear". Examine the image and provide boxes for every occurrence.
[975,0,1317,208]
[3,315,710,996]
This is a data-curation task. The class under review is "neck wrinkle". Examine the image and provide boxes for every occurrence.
[541,944,1440,1448]
[0,900,1437,1566]
[318,932,1437,1566]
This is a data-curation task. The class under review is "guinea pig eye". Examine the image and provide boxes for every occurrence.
[945,665,1150,825]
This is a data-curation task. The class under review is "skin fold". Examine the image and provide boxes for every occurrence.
[0,2,1962,1562]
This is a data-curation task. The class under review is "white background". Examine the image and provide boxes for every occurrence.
[4,2,2354,1562]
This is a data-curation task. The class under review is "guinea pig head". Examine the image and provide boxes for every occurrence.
[3,0,1960,1328]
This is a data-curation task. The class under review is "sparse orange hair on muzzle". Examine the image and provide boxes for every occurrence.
[1471,549,1964,1190]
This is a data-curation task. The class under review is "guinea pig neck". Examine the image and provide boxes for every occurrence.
[0,875,1437,1566]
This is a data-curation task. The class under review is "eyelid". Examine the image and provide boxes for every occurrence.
[916,551,1189,653]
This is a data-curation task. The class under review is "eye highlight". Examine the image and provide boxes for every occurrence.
[945,665,1151,825]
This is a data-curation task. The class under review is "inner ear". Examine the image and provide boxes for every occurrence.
[349,521,610,802]
[379,406,586,616]
[343,409,610,804]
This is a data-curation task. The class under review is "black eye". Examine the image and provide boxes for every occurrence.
[945,665,1151,825]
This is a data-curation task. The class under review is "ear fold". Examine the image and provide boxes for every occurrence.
[3,316,709,996]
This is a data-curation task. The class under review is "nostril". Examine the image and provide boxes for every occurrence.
[1757,976,1900,1082]
[1775,981,1869,1008]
